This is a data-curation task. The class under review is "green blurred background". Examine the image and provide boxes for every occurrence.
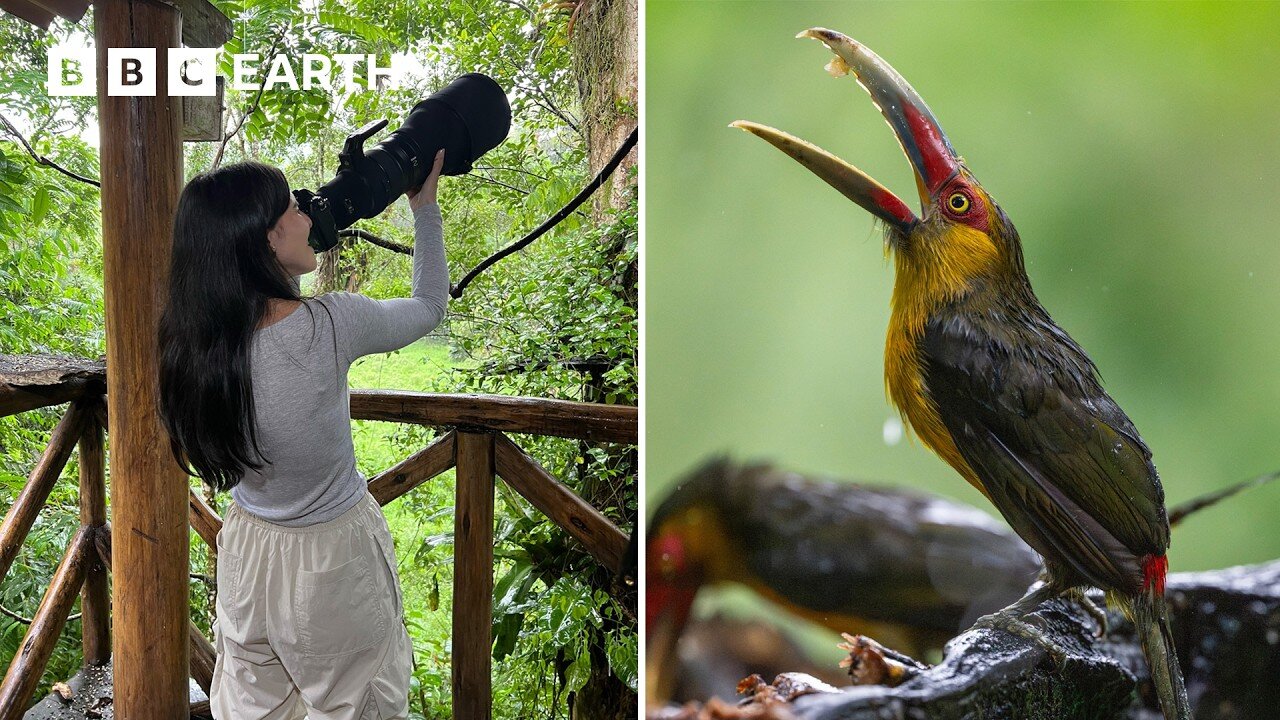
[645,0,1280,588]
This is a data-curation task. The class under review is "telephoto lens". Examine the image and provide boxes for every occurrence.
[294,72,511,252]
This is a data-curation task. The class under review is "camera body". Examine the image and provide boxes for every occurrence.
[294,72,511,253]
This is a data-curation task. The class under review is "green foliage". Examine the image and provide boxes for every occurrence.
[436,197,637,717]
[0,16,108,700]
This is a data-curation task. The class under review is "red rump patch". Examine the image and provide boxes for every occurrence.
[1142,553,1168,595]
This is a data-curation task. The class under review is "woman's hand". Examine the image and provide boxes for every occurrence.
[406,149,445,211]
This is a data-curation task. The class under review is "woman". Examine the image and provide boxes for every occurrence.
[157,149,448,720]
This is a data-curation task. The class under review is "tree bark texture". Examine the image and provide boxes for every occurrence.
[570,0,639,217]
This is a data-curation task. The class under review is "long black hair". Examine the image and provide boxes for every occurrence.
[157,161,305,492]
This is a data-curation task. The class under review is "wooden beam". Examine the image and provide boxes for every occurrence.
[189,619,215,695]
[96,1,190,717]
[0,0,54,29]
[22,0,87,22]
[0,526,92,720]
[351,391,636,444]
[0,377,96,418]
[494,433,628,575]
[453,431,494,720]
[0,355,105,419]
[78,406,110,666]
[1,362,636,443]
[367,430,457,505]
[0,400,91,581]
[189,487,223,549]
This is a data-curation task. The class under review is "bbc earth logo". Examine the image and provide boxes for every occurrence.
[46,47,417,97]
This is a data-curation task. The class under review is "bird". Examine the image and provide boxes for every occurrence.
[646,458,1042,704]
[731,28,1191,720]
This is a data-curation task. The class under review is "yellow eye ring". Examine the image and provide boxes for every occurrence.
[947,192,971,214]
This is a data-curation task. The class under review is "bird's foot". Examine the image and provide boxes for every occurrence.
[1067,588,1108,638]
[970,609,1068,667]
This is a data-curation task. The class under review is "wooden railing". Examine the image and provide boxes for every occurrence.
[0,355,636,719]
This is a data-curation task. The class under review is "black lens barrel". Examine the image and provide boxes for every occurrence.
[297,72,511,252]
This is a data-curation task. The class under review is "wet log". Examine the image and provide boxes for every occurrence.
[21,657,213,720]
[0,354,105,418]
[659,561,1280,720]
[350,390,636,444]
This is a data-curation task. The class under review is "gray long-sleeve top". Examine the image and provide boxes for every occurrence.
[231,202,447,526]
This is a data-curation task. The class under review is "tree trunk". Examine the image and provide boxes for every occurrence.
[314,243,344,295]
[570,0,639,218]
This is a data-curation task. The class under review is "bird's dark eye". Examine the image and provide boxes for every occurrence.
[948,192,971,214]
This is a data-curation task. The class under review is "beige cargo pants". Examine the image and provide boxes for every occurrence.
[210,489,413,719]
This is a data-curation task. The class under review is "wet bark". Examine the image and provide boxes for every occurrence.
[653,561,1280,720]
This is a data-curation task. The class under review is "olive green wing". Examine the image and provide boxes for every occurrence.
[920,311,1169,593]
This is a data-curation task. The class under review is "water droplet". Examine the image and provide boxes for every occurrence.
[883,417,904,446]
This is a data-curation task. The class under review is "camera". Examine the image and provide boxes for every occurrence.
[293,72,511,253]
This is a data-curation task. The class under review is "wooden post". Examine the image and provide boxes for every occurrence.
[78,400,110,666]
[453,431,495,720]
[0,527,92,720]
[95,1,189,717]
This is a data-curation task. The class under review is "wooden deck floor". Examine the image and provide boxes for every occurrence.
[23,658,209,720]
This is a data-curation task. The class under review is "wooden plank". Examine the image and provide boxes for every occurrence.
[22,658,214,719]
[351,391,636,444]
[0,401,90,581]
[0,0,54,28]
[22,0,87,22]
[96,2,190,717]
[174,0,232,48]
[189,487,223,549]
[0,526,91,720]
[78,405,110,666]
[453,431,494,720]
[1,363,636,443]
[0,355,105,418]
[182,77,224,142]
[494,433,628,574]
[367,430,457,505]
[189,619,215,695]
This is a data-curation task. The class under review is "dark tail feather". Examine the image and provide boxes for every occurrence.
[1169,468,1280,526]
[1124,591,1192,720]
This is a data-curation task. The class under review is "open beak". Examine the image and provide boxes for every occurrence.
[731,28,961,231]
[643,589,687,706]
